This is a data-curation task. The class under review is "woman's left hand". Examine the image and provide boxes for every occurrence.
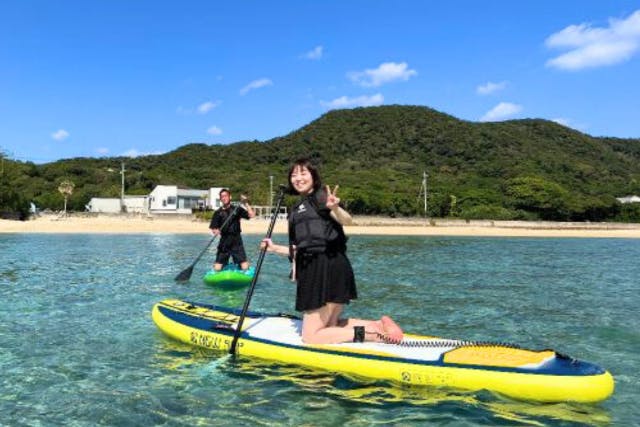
[325,185,340,210]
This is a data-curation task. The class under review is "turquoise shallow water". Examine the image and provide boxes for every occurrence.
[1,233,638,426]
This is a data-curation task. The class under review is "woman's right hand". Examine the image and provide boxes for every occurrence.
[261,238,290,256]
[261,238,273,251]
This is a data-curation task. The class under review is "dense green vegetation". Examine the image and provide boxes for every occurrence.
[2,105,640,221]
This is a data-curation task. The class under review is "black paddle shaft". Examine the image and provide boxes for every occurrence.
[174,202,243,282]
[229,185,286,355]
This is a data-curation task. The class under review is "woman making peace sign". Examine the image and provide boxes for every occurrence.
[263,158,403,345]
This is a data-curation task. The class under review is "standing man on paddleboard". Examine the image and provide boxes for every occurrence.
[210,188,255,272]
[262,158,404,344]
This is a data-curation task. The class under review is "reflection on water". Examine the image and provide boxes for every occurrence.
[153,339,611,426]
[202,284,248,307]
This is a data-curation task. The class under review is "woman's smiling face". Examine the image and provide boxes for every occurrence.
[290,165,314,195]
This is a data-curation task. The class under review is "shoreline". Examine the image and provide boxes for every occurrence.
[2,214,640,238]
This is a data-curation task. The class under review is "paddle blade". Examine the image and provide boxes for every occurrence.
[175,265,194,282]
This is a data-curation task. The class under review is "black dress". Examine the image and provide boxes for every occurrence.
[289,189,357,312]
[294,249,357,312]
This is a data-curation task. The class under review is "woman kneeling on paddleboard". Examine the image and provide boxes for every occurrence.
[262,158,403,345]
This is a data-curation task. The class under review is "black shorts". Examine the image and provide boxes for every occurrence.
[216,236,247,265]
[295,251,357,312]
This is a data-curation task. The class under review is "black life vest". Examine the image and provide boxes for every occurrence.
[289,189,347,253]
[210,205,247,236]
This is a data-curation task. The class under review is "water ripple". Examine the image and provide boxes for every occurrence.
[1,234,637,425]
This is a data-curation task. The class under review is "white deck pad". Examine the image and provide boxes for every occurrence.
[243,316,458,362]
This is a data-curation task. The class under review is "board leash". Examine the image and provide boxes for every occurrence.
[378,335,522,349]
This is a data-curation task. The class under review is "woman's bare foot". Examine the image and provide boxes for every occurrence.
[381,316,404,343]
[363,321,387,342]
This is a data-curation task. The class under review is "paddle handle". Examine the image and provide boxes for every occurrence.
[230,185,286,354]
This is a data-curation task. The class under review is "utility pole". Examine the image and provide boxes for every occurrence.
[1,149,12,176]
[420,170,428,218]
[424,171,428,218]
[269,175,273,216]
[120,162,126,213]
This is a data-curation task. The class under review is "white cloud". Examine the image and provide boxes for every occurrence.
[207,125,223,135]
[480,102,523,121]
[122,149,142,158]
[545,10,640,70]
[121,149,165,158]
[177,100,222,115]
[320,93,384,109]
[51,129,69,141]
[477,81,508,95]
[348,62,417,87]
[551,117,571,127]
[301,45,323,60]
[197,100,221,114]
[240,78,273,95]
[96,147,109,155]
[551,117,588,132]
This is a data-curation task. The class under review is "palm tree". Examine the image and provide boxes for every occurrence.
[58,180,75,216]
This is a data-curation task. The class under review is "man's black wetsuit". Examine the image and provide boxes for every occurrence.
[209,204,250,265]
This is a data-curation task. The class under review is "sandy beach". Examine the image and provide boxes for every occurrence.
[2,213,640,238]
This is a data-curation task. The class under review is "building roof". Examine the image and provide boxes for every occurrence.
[177,188,208,197]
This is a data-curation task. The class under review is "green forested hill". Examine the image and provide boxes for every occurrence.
[2,105,640,221]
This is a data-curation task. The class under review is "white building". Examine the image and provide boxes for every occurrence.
[87,196,150,214]
[88,185,236,215]
[148,185,227,214]
[616,195,640,204]
[124,196,151,213]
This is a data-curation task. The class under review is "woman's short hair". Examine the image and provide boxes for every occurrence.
[287,158,322,194]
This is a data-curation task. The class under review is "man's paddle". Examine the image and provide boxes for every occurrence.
[174,202,242,282]
[229,185,286,355]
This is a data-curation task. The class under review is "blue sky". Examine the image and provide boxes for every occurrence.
[1,1,639,163]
